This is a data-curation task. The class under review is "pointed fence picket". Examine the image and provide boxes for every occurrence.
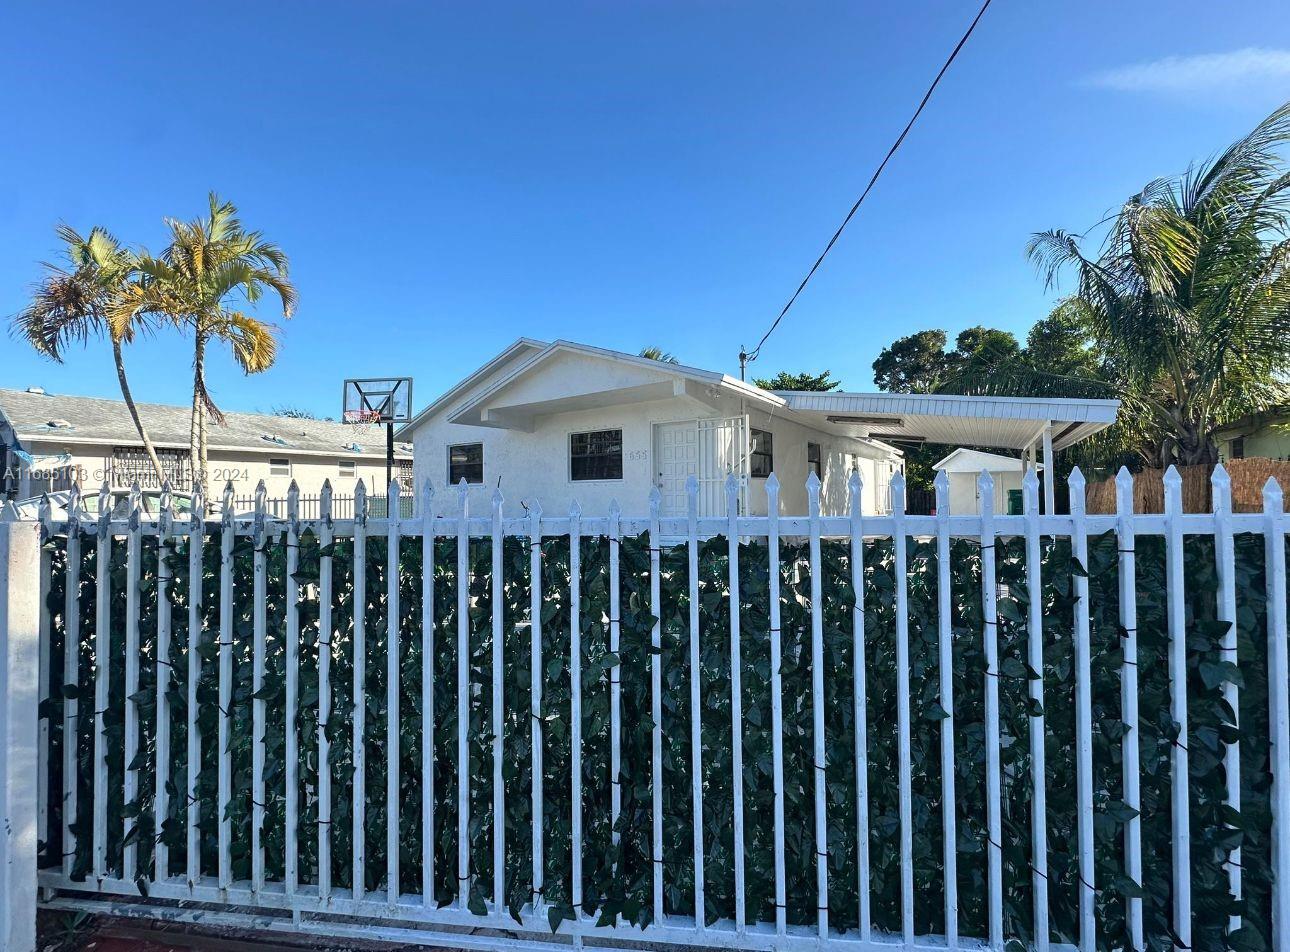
[18,464,1290,952]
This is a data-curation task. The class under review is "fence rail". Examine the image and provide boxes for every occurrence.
[5,463,1290,951]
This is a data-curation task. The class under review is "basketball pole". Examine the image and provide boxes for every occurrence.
[386,422,394,495]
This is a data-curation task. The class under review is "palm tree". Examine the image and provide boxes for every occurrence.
[1025,102,1290,466]
[12,225,168,484]
[639,346,679,364]
[117,194,297,496]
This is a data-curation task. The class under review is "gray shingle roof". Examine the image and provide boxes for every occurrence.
[0,387,411,459]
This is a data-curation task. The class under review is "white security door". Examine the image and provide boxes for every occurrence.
[697,416,748,514]
[654,421,699,516]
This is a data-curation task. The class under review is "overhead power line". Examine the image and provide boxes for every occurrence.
[740,0,994,376]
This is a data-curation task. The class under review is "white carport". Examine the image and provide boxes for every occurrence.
[773,391,1120,512]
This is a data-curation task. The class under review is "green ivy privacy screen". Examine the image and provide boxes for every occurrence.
[25,465,1290,952]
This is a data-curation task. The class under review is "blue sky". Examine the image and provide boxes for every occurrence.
[2,0,1288,418]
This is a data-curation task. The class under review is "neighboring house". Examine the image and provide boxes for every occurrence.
[1215,407,1290,463]
[933,448,1036,515]
[398,339,1120,517]
[0,387,412,504]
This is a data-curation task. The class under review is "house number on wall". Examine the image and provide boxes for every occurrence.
[627,450,648,461]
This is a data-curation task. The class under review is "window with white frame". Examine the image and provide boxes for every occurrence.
[270,457,291,477]
[338,459,357,478]
[449,443,484,484]
[570,429,623,481]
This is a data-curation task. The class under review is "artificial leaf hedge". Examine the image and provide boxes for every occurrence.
[36,523,1285,950]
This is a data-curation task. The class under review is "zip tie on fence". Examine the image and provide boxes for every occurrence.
[1171,738,1189,752]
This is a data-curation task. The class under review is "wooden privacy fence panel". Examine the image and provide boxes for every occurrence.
[1087,458,1290,514]
[17,466,1290,952]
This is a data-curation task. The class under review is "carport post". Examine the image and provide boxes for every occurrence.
[1042,422,1056,514]
[0,509,40,952]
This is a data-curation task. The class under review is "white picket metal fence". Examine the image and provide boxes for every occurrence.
[1,462,1287,952]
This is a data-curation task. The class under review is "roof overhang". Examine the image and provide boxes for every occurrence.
[777,392,1120,452]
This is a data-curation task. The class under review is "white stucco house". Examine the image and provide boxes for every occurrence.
[398,339,1121,516]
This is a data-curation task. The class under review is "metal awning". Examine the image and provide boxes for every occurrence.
[775,392,1120,452]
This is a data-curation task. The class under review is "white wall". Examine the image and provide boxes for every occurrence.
[411,391,897,517]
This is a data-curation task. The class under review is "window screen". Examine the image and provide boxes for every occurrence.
[570,429,623,481]
[270,458,291,477]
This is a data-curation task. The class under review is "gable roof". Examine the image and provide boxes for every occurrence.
[395,338,548,437]
[933,447,1037,473]
[398,338,782,436]
[0,388,411,459]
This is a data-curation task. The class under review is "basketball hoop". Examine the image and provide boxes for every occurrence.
[342,378,413,492]
[342,378,413,425]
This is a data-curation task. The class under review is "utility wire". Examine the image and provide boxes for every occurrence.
[741,0,994,371]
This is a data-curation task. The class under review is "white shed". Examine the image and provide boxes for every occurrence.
[933,448,1036,515]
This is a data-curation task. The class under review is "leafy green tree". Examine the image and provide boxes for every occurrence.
[1026,102,1290,466]
[752,369,841,391]
[871,329,952,393]
[872,327,1021,394]
[13,225,167,484]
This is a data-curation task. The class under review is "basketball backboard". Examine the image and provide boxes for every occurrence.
[342,378,413,424]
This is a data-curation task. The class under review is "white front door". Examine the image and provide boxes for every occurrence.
[654,421,699,516]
